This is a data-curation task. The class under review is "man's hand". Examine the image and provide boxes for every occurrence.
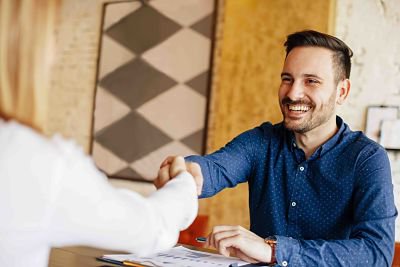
[154,155,204,195]
[206,225,272,263]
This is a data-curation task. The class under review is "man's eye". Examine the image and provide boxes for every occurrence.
[282,77,292,82]
[307,79,319,84]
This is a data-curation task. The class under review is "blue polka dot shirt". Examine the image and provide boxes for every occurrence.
[186,116,397,266]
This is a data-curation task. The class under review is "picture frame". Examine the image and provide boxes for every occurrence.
[91,0,217,183]
[380,119,400,150]
[365,105,399,143]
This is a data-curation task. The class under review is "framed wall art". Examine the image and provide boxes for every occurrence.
[380,119,400,150]
[91,0,217,183]
[365,105,399,143]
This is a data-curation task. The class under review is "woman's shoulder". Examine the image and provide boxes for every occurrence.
[0,120,85,161]
[0,120,50,151]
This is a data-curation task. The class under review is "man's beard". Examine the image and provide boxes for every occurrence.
[282,91,336,134]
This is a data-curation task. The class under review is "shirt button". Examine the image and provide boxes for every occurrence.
[291,201,296,207]
[299,166,305,171]
[282,261,288,266]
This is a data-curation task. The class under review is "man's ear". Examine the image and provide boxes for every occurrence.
[336,79,351,105]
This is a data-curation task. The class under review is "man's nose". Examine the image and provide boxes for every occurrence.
[286,80,305,100]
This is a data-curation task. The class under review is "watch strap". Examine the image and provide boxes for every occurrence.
[264,236,277,264]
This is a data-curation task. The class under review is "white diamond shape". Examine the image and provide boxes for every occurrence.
[103,2,141,30]
[149,0,214,26]
[93,86,131,132]
[142,28,211,83]
[98,35,135,79]
[92,141,128,175]
[131,141,197,180]
[137,84,206,140]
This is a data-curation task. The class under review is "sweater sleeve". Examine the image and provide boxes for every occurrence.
[48,136,198,256]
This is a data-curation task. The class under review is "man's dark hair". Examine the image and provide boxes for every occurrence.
[284,30,353,83]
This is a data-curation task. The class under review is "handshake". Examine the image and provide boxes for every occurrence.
[154,156,204,196]
[155,156,274,264]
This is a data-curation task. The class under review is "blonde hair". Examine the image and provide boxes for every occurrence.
[0,0,59,132]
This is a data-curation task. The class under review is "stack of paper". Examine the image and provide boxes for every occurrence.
[100,246,251,267]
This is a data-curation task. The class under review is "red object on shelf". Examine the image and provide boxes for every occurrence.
[178,215,209,247]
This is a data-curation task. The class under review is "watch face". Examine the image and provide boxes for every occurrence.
[266,235,277,241]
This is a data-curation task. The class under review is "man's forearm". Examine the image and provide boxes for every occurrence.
[274,220,395,267]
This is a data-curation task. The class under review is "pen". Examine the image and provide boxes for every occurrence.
[96,257,144,267]
[196,236,207,243]
[122,260,144,267]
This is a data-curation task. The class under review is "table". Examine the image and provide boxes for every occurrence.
[48,245,212,267]
[48,246,125,267]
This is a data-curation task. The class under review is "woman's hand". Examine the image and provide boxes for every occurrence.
[154,155,203,195]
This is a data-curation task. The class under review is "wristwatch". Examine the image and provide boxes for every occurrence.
[264,236,277,264]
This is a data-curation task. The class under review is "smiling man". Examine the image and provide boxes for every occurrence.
[156,30,397,266]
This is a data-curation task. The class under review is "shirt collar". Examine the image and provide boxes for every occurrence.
[285,116,348,157]
[318,116,347,157]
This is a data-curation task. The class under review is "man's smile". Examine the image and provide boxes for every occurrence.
[287,104,311,112]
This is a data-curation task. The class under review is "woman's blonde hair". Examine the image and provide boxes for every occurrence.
[0,0,59,132]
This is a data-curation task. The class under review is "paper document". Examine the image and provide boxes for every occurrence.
[101,246,249,267]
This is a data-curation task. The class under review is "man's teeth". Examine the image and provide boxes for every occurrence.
[288,105,311,111]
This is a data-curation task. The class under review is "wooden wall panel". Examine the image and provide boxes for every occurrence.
[200,0,336,231]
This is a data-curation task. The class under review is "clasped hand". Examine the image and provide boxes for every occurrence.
[154,155,203,195]
[154,157,271,264]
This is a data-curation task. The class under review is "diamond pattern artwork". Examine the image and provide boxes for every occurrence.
[149,0,214,27]
[142,28,211,83]
[93,86,130,133]
[96,112,173,163]
[130,141,196,180]
[106,5,181,54]
[100,58,177,109]
[191,14,214,38]
[186,71,210,97]
[92,0,216,182]
[136,84,206,140]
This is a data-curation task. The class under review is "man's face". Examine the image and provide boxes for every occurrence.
[278,46,339,134]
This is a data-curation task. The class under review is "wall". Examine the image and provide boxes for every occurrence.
[334,0,400,240]
[48,0,115,151]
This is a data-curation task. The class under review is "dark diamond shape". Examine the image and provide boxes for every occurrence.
[190,14,214,38]
[106,5,182,54]
[180,129,205,154]
[112,167,143,179]
[100,58,177,109]
[185,71,210,97]
[95,112,173,162]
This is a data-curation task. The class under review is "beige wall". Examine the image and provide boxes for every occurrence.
[48,0,117,151]
[334,0,400,241]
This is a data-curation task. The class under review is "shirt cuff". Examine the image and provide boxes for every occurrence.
[274,235,301,266]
